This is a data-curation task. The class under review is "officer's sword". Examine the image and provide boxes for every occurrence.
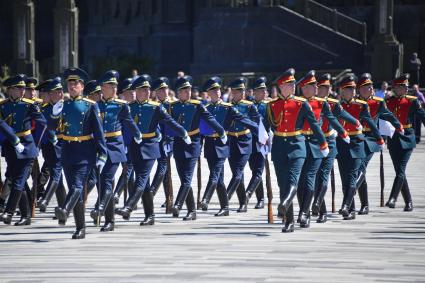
[96,165,101,227]
[196,157,202,210]
[380,149,385,207]
[31,125,48,217]
[264,157,273,224]
[331,166,336,213]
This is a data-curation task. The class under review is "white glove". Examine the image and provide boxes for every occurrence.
[134,135,142,144]
[164,143,172,154]
[378,143,385,151]
[96,159,106,173]
[356,123,363,132]
[330,130,337,139]
[52,101,64,116]
[183,135,192,145]
[399,129,405,135]
[52,139,58,146]
[220,133,228,145]
[15,143,24,153]
[321,147,329,157]
[342,135,350,144]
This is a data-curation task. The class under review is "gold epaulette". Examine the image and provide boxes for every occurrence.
[240,99,254,105]
[354,99,368,105]
[114,98,128,104]
[21,98,35,104]
[169,100,179,105]
[313,97,326,102]
[261,100,270,104]
[269,98,279,103]
[372,96,384,102]
[0,98,8,105]
[327,97,339,103]
[42,103,49,108]
[82,97,96,104]
[293,96,306,102]
[189,99,201,105]
[148,100,161,106]
[34,98,44,103]
[406,95,418,100]
[220,102,232,107]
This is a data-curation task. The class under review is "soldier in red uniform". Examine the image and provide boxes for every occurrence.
[337,75,384,220]
[266,68,328,233]
[385,74,425,211]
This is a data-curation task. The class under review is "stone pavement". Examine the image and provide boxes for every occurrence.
[1,137,425,282]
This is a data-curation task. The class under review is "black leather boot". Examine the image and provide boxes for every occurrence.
[113,171,126,204]
[245,176,262,207]
[150,170,166,197]
[277,185,297,219]
[200,180,217,211]
[91,189,112,221]
[72,201,86,239]
[226,177,241,201]
[38,181,60,212]
[0,178,12,213]
[358,181,369,215]
[401,180,413,212]
[282,203,294,233]
[312,183,327,216]
[140,191,155,225]
[236,182,247,213]
[172,185,190,218]
[55,190,80,225]
[55,180,66,208]
[341,187,355,219]
[1,190,22,224]
[215,183,229,216]
[385,176,404,208]
[300,190,314,228]
[115,188,143,220]
[316,199,327,223]
[100,197,115,232]
[15,191,31,226]
[183,187,196,221]
[254,181,264,209]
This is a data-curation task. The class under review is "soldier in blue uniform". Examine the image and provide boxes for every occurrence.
[199,76,258,216]
[37,77,67,214]
[312,74,360,223]
[115,74,187,225]
[168,75,225,220]
[385,74,425,211]
[90,70,142,232]
[355,73,403,214]
[245,77,269,209]
[150,77,174,208]
[113,78,136,205]
[0,74,46,226]
[50,67,107,239]
[266,68,329,232]
[226,77,261,213]
[337,75,384,220]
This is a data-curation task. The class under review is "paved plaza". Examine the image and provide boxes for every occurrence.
[1,135,425,282]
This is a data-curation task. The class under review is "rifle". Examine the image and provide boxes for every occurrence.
[31,125,47,217]
[165,156,174,214]
[196,157,202,210]
[380,150,385,207]
[264,157,273,224]
[331,166,336,213]
[96,166,101,227]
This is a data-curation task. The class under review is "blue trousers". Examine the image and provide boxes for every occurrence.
[99,158,120,197]
[206,157,226,185]
[174,157,198,187]
[228,153,250,186]
[63,163,91,201]
[4,157,33,192]
[273,157,305,200]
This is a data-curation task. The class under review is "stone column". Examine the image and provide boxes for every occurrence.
[12,0,38,76]
[367,0,403,83]
[54,0,78,73]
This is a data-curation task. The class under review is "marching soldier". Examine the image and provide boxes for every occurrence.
[168,75,225,220]
[150,77,174,208]
[199,76,258,216]
[312,74,360,223]
[112,78,136,204]
[245,77,269,209]
[0,74,46,226]
[297,70,348,228]
[115,75,187,225]
[51,67,107,239]
[356,73,402,214]
[226,77,261,213]
[37,77,67,213]
[336,74,384,220]
[266,68,328,233]
[385,74,425,211]
[90,70,142,232]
